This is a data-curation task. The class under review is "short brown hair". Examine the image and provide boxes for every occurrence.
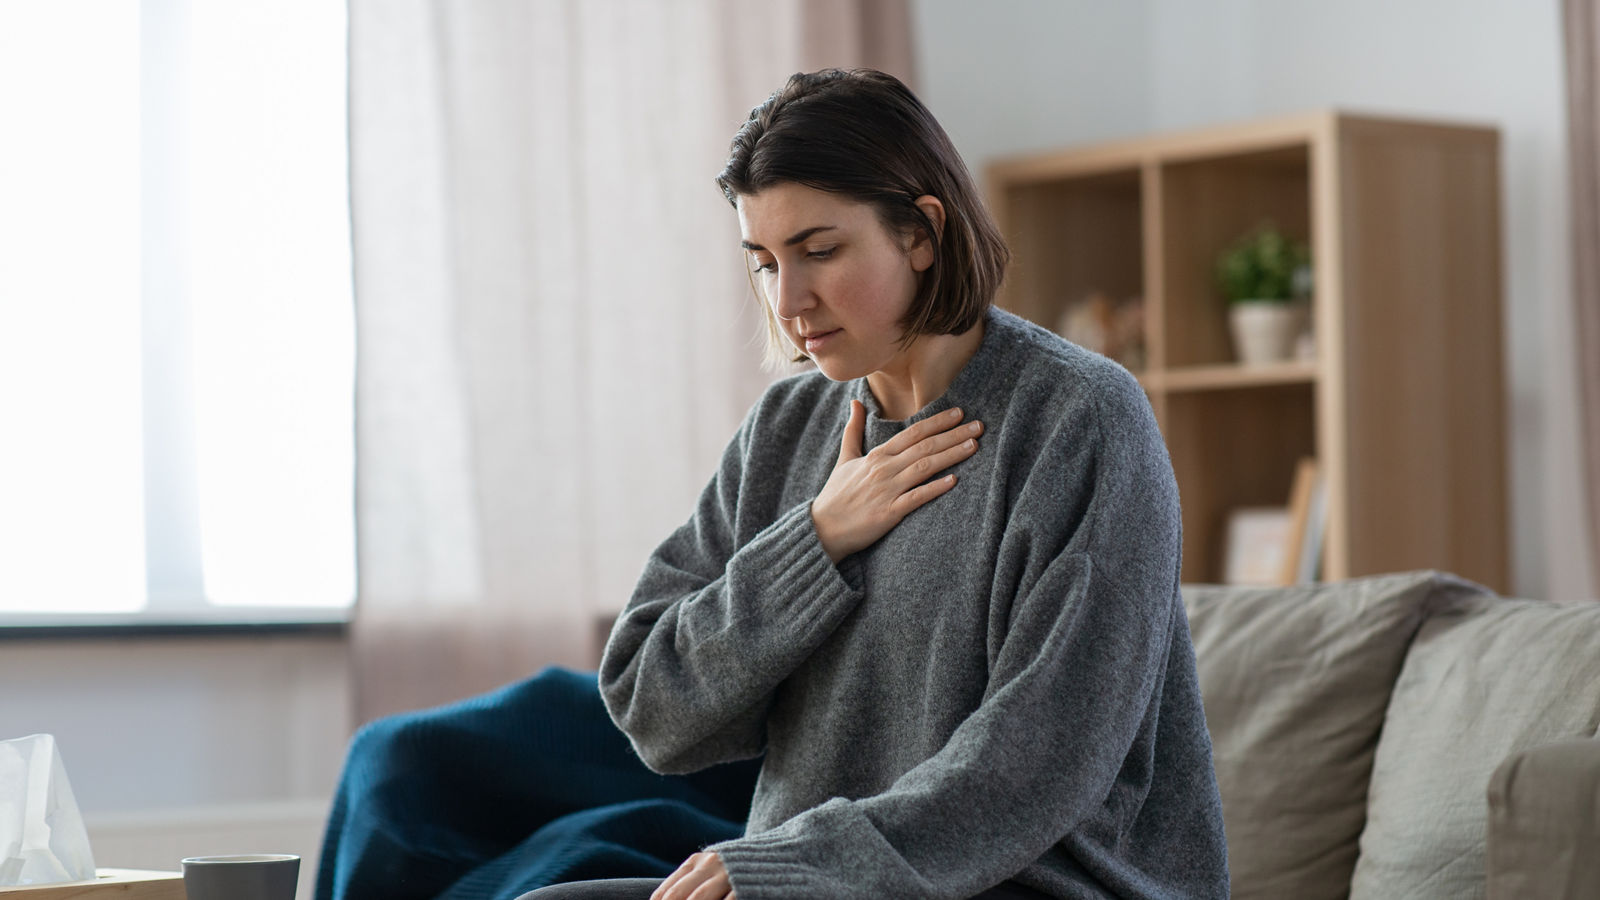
[717,69,1010,367]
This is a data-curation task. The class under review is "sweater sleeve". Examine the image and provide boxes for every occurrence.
[711,376,1185,899]
[599,405,867,775]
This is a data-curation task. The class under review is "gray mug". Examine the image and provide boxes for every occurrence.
[181,854,299,900]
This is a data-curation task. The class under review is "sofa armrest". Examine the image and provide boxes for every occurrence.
[1486,737,1600,900]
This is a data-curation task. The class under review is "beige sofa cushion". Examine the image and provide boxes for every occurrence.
[1349,595,1600,900]
[1486,738,1600,900]
[1182,571,1491,900]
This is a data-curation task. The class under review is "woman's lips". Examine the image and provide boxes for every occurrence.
[803,329,841,353]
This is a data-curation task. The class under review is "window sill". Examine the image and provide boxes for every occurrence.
[0,607,351,639]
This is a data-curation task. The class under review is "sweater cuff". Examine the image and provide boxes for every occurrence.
[710,820,824,898]
[709,797,894,899]
[730,502,864,634]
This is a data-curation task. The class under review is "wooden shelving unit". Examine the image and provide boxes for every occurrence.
[987,110,1509,591]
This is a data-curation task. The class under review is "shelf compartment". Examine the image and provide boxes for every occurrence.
[1160,145,1312,369]
[1164,384,1317,584]
[994,167,1145,373]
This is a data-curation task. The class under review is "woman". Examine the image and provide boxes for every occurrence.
[535,69,1228,899]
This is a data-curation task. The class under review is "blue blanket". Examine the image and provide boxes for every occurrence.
[314,667,763,900]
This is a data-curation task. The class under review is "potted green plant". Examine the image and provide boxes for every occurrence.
[1215,222,1313,364]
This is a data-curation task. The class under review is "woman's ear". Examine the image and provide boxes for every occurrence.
[908,195,945,273]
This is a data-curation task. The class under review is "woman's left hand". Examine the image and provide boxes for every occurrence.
[651,851,736,900]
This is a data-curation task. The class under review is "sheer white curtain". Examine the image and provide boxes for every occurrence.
[1567,0,1600,600]
[348,0,914,721]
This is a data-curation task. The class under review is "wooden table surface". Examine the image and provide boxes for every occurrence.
[0,869,183,899]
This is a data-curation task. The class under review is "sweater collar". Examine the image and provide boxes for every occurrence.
[854,306,1016,449]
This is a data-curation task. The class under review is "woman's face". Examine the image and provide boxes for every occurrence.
[737,183,934,382]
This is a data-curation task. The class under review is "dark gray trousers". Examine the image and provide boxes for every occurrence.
[518,877,1054,899]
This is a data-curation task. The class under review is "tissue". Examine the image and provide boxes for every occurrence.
[0,734,96,886]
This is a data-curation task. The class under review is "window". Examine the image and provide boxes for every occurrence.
[0,1,354,625]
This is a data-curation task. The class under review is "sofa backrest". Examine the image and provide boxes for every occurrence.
[1348,593,1600,899]
[1181,571,1494,900]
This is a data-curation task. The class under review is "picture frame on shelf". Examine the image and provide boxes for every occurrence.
[1281,457,1326,584]
[1222,507,1293,586]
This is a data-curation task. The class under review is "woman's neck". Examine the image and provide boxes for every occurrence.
[866,319,986,421]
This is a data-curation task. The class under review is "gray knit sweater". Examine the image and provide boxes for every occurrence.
[600,308,1228,900]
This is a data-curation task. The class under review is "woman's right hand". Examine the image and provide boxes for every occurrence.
[811,400,982,562]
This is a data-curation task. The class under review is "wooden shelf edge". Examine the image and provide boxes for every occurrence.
[985,108,1499,187]
[986,109,1335,184]
[1138,360,1319,393]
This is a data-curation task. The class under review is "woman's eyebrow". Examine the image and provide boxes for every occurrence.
[739,225,838,252]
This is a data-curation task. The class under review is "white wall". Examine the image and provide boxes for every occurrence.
[1,633,352,883]
[912,0,1152,175]
[914,0,1595,602]
[1,633,350,812]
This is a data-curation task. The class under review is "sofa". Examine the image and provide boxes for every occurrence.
[1182,570,1600,899]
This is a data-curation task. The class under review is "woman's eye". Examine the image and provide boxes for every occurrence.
[806,247,835,260]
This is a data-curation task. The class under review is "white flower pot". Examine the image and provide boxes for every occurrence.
[1229,300,1308,365]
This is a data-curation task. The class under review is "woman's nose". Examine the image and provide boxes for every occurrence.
[772,269,815,320]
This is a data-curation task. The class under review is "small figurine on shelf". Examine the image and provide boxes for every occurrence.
[1111,294,1146,372]
[1215,221,1313,365]
[1055,291,1146,373]
[1056,292,1112,357]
